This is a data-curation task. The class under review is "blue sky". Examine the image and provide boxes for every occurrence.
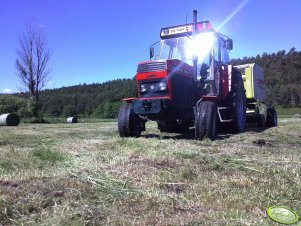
[1,0,301,93]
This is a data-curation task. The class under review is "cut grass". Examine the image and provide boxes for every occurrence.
[0,119,300,225]
[33,147,67,162]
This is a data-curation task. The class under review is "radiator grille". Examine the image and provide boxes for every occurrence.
[137,62,166,73]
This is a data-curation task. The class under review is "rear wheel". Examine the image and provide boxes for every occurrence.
[265,109,277,127]
[195,101,217,140]
[232,80,246,132]
[118,104,142,137]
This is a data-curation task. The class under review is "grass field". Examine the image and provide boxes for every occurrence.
[0,119,300,225]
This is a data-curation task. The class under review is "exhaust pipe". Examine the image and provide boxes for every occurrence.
[193,10,198,82]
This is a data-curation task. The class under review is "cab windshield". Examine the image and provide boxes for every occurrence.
[159,33,213,67]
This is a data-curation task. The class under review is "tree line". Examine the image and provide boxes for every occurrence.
[0,78,136,119]
[1,48,301,119]
[38,79,137,118]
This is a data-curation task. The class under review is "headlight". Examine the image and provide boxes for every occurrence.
[140,84,146,92]
[159,82,167,91]
[139,80,168,93]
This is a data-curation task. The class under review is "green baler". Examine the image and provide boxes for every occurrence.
[235,63,277,127]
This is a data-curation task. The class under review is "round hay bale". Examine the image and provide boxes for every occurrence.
[0,113,20,126]
[67,117,78,123]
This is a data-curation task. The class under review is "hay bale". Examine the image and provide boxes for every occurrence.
[67,117,78,123]
[0,113,20,126]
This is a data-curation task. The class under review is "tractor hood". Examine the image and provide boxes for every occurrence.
[135,59,194,99]
[136,59,193,81]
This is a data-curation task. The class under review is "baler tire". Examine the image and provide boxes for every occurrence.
[271,110,278,127]
[118,104,142,138]
[232,80,246,133]
[265,109,277,127]
[196,101,217,140]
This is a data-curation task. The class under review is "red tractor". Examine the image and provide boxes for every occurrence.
[118,10,248,140]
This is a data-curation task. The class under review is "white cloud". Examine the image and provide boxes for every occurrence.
[1,89,13,94]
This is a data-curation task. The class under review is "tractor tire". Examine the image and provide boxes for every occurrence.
[194,111,199,139]
[265,109,277,127]
[118,104,142,138]
[195,101,217,140]
[232,80,246,133]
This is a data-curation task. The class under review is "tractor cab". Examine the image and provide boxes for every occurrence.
[151,21,233,97]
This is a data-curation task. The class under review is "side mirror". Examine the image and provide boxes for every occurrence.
[226,39,233,50]
[150,47,154,59]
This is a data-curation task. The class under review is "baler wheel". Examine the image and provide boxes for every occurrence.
[265,109,278,127]
[195,101,217,140]
[118,104,142,137]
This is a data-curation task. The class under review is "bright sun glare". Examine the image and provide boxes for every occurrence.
[185,32,214,63]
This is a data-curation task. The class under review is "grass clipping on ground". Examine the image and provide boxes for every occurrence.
[0,119,300,225]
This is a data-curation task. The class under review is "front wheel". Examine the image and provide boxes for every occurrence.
[195,101,217,140]
[118,104,142,137]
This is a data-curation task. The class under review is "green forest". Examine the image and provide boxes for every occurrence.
[1,48,301,119]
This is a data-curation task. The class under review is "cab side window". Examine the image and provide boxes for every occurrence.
[221,39,230,64]
[214,37,221,62]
